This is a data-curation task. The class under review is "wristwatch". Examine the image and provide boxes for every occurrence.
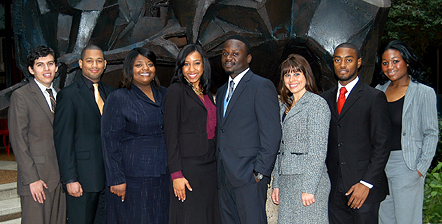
[253,170,264,180]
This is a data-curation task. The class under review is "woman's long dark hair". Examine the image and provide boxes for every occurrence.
[376,40,427,85]
[170,44,211,94]
[121,47,160,89]
[278,54,319,108]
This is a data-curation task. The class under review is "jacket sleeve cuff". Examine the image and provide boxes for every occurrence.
[171,171,184,181]
[360,180,373,189]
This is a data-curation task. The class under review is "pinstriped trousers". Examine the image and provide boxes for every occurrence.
[379,150,424,224]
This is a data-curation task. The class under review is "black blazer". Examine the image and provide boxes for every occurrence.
[163,82,215,174]
[54,77,115,192]
[215,70,281,188]
[321,79,391,203]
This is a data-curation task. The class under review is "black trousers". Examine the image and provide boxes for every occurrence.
[329,174,380,224]
[218,162,269,224]
[66,189,105,224]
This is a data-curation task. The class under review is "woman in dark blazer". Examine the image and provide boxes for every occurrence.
[164,44,220,224]
[376,40,438,224]
[271,54,330,223]
[101,47,169,223]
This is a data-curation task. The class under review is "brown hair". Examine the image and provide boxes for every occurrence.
[278,54,319,108]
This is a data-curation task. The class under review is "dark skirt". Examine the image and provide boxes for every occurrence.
[169,139,221,224]
[104,174,170,224]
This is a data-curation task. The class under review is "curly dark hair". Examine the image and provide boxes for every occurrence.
[170,44,211,94]
[121,47,160,90]
[376,40,427,85]
[27,46,56,68]
[278,54,319,108]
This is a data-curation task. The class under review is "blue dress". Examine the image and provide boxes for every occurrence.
[101,83,169,224]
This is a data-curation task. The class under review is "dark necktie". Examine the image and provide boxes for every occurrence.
[46,88,56,113]
[227,80,234,102]
[337,87,347,115]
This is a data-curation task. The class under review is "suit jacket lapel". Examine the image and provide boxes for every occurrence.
[184,85,205,109]
[327,86,339,120]
[339,80,363,118]
[217,84,227,125]
[224,70,252,119]
[29,79,55,123]
[403,80,417,115]
[77,78,102,119]
[282,91,311,124]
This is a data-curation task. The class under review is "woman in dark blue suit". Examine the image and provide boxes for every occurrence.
[164,44,220,224]
[101,47,169,223]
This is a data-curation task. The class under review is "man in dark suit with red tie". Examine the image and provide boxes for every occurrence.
[54,45,114,224]
[321,43,391,224]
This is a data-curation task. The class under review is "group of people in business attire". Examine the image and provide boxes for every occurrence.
[7,34,437,224]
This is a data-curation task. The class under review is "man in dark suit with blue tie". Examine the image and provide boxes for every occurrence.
[216,35,281,224]
[321,43,391,224]
[54,45,115,224]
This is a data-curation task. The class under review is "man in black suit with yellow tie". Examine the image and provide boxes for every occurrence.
[321,43,391,224]
[54,45,114,224]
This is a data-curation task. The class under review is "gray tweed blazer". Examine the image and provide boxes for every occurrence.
[272,91,330,194]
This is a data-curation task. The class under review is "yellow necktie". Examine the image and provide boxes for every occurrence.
[93,83,104,115]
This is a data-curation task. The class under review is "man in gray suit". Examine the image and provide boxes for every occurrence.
[9,46,66,224]
[216,35,281,224]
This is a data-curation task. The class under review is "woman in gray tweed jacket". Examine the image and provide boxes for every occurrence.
[271,54,331,224]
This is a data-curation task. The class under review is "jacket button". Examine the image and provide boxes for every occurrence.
[337,124,341,127]
[337,143,342,146]
[281,140,284,144]
[402,133,406,136]
[341,162,346,165]
[221,129,225,133]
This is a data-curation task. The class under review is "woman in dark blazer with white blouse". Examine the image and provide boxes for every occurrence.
[376,40,438,224]
[164,44,220,224]
[271,54,331,224]
[101,47,169,223]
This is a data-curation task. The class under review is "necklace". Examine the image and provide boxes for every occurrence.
[184,77,204,95]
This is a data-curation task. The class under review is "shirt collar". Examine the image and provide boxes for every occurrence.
[336,76,359,101]
[34,78,54,92]
[228,68,250,89]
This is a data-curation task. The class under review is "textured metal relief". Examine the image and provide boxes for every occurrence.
[10,0,391,100]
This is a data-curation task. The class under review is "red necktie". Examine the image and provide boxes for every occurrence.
[337,87,347,115]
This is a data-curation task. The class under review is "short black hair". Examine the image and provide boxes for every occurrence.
[121,47,160,90]
[225,35,251,55]
[27,46,56,68]
[335,43,361,59]
[80,44,104,60]
[171,44,212,94]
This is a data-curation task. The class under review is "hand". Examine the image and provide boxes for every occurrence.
[302,192,315,206]
[66,182,83,197]
[110,183,127,202]
[173,177,192,202]
[345,183,370,209]
[254,176,261,183]
[29,180,48,203]
[417,170,423,177]
[271,188,279,205]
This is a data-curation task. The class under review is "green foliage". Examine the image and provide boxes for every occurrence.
[423,162,442,223]
[383,0,442,58]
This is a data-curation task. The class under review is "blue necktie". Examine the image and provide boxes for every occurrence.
[223,80,234,116]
